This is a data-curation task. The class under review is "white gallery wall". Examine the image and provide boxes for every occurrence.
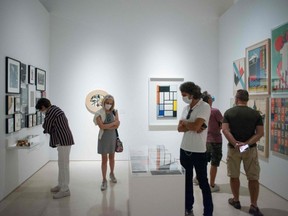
[48,0,223,161]
[218,0,288,200]
[0,0,50,201]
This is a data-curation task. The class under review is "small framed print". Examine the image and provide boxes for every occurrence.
[6,57,21,94]
[14,96,21,112]
[6,95,15,115]
[21,113,26,128]
[36,68,46,91]
[28,65,36,84]
[14,113,21,132]
[27,115,33,128]
[20,63,28,88]
[28,84,36,114]
[32,114,37,126]
[6,117,14,134]
[36,111,42,125]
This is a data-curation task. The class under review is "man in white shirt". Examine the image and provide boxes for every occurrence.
[178,81,213,216]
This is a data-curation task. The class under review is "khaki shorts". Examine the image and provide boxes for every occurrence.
[227,146,260,180]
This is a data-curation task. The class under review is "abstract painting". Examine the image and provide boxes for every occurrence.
[233,57,246,96]
[148,78,184,130]
[156,85,177,118]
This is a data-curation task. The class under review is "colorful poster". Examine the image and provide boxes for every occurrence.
[246,39,270,95]
[233,58,246,96]
[248,97,269,157]
[271,22,288,94]
[270,98,288,156]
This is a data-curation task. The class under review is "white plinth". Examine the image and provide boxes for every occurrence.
[128,149,185,216]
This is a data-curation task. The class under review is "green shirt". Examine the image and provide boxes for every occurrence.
[223,106,263,143]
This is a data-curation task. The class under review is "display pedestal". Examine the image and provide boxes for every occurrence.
[129,146,185,216]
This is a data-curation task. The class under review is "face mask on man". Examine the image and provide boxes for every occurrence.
[182,96,192,104]
[105,104,112,110]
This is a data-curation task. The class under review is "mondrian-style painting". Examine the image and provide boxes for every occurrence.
[156,85,177,118]
[148,78,184,129]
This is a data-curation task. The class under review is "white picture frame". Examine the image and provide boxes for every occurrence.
[148,77,184,130]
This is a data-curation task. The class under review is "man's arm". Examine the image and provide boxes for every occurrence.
[181,118,205,132]
[245,125,264,145]
[222,122,239,147]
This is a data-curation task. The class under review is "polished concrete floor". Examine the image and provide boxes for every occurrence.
[0,160,287,216]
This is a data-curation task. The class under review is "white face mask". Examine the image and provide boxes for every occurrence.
[105,104,112,110]
[182,96,192,104]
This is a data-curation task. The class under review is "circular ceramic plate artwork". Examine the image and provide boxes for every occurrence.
[85,89,108,114]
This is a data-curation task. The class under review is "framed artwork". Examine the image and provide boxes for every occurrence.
[20,63,27,88]
[27,115,33,128]
[6,57,21,94]
[36,111,42,125]
[20,86,28,114]
[85,89,108,114]
[233,57,246,96]
[247,97,269,158]
[6,117,14,134]
[270,98,288,157]
[41,91,46,98]
[28,65,35,84]
[6,95,15,115]
[246,39,271,95]
[271,22,288,94]
[21,113,26,128]
[36,68,46,91]
[14,113,21,132]
[14,96,21,112]
[148,78,184,130]
[28,84,36,114]
[32,114,37,126]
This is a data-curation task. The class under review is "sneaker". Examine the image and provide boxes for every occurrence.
[50,186,61,193]
[185,209,194,216]
[249,205,264,216]
[193,177,199,185]
[53,190,70,199]
[101,180,107,191]
[110,173,117,183]
[210,184,220,192]
[228,198,241,209]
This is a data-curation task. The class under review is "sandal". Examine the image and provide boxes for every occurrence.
[228,198,241,209]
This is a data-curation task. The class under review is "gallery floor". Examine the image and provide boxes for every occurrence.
[0,160,287,216]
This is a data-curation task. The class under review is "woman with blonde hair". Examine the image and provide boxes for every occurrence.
[94,94,120,191]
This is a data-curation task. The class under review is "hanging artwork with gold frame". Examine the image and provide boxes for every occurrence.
[246,39,271,95]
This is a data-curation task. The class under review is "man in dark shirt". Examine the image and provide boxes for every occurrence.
[222,89,264,216]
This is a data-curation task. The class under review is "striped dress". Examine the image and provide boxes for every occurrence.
[43,105,75,148]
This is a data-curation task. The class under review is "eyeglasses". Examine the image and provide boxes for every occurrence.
[186,109,193,120]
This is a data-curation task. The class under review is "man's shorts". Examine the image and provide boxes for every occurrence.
[227,146,260,180]
[206,142,222,167]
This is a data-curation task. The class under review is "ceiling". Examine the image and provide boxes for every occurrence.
[39,0,235,19]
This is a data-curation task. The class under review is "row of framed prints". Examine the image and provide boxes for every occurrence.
[233,22,288,96]
[6,112,44,134]
[6,56,46,93]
